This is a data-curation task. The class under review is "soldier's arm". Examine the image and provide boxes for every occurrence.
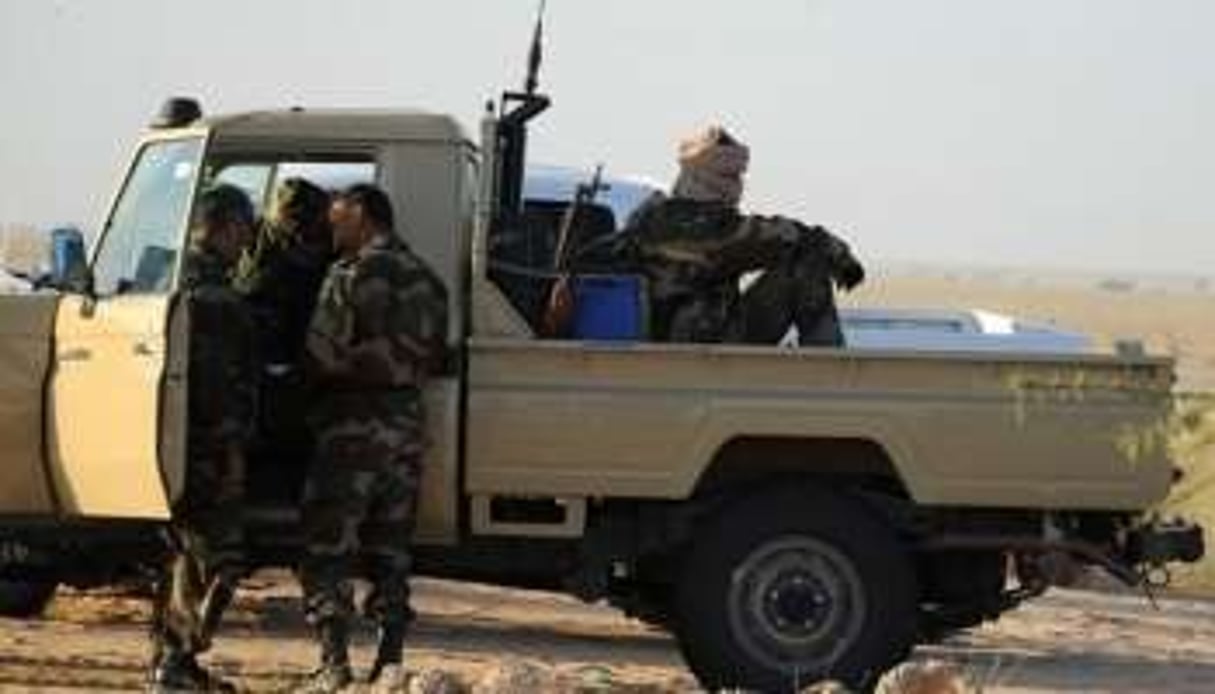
[347,269,400,385]
[341,260,448,386]
[230,245,260,296]
[401,276,449,377]
[190,291,257,444]
[794,222,865,291]
[188,292,229,431]
[232,301,260,438]
[596,192,662,274]
[710,213,865,291]
[709,214,802,277]
[303,270,361,387]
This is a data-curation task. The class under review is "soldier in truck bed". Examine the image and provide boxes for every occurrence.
[615,125,865,345]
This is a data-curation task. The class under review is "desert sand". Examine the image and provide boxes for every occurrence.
[846,270,1215,392]
[1,575,1214,693]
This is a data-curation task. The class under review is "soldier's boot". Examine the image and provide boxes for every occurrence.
[367,620,407,685]
[150,649,236,693]
[297,619,353,694]
[195,574,237,653]
[148,575,171,684]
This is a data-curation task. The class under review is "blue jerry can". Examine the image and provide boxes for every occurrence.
[569,275,647,341]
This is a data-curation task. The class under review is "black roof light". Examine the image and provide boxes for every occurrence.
[151,97,203,129]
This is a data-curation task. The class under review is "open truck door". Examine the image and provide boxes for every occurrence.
[47,136,201,519]
[0,294,60,515]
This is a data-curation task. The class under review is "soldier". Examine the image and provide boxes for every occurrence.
[296,184,448,692]
[235,177,333,367]
[149,184,258,693]
[234,178,333,503]
[618,125,865,345]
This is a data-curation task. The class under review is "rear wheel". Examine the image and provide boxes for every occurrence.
[0,578,57,618]
[917,550,1008,641]
[674,486,917,691]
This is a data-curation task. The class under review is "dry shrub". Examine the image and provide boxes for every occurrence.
[407,668,469,694]
[874,659,972,694]
[472,660,552,694]
[564,664,619,691]
[1163,394,1215,592]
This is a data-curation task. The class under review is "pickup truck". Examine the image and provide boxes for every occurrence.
[0,91,1202,692]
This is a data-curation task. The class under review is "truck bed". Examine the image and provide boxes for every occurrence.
[464,338,1175,511]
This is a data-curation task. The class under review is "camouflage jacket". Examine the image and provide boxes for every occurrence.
[180,246,258,445]
[617,193,859,340]
[305,233,448,417]
[234,223,332,367]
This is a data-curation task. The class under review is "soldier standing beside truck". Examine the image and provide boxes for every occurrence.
[150,185,259,693]
[235,178,334,501]
[297,184,448,692]
[235,177,334,369]
[618,125,866,344]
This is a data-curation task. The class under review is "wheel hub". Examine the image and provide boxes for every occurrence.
[764,571,830,634]
[727,536,866,674]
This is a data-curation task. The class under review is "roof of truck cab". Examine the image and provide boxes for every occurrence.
[196,109,472,144]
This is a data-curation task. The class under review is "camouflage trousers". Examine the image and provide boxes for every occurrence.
[299,406,424,631]
[152,438,245,661]
[663,256,843,346]
[731,253,844,346]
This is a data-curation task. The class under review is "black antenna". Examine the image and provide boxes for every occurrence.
[525,0,546,95]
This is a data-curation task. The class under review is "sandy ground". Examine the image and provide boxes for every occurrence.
[1,574,1214,692]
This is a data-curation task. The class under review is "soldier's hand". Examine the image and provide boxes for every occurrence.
[833,255,866,292]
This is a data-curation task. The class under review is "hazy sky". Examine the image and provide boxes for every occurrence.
[1,0,1211,275]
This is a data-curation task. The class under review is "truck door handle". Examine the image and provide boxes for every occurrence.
[133,342,158,358]
[59,348,92,363]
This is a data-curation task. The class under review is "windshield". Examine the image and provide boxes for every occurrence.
[92,137,203,295]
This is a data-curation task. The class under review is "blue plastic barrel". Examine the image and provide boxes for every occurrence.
[570,275,646,341]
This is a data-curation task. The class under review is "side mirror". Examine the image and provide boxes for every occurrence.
[48,226,93,295]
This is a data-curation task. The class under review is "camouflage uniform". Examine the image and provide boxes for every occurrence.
[234,178,333,367]
[615,125,863,345]
[299,231,448,679]
[619,193,863,345]
[151,244,257,682]
[234,178,333,504]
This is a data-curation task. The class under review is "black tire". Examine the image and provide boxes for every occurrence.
[674,486,917,692]
[0,578,57,618]
[917,550,1007,642]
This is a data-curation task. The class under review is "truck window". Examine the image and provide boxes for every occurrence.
[210,164,273,215]
[207,158,377,218]
[273,162,375,192]
[92,138,203,296]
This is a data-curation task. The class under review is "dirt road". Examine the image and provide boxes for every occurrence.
[1,574,1212,692]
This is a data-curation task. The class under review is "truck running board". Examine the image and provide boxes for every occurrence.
[470,495,586,538]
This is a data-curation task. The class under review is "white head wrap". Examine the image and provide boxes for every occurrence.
[672,125,750,205]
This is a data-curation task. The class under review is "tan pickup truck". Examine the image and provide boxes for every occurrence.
[0,92,1202,691]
